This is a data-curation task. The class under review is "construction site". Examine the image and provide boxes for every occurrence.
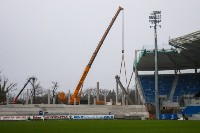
[1,2,200,121]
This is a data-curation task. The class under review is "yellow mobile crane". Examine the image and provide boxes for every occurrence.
[69,6,123,104]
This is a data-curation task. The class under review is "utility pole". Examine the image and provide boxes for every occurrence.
[149,11,161,120]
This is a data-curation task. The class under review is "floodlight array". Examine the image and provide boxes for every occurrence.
[149,11,161,24]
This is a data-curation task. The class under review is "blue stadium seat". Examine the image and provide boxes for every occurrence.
[173,74,200,101]
[182,105,200,117]
[139,74,174,103]
[139,73,200,103]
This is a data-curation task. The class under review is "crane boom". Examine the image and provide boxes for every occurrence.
[70,6,123,104]
[12,77,36,104]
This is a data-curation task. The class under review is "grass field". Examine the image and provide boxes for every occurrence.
[0,120,200,133]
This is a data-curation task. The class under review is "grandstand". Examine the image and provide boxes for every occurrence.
[0,104,148,119]
[139,73,200,103]
[134,30,200,119]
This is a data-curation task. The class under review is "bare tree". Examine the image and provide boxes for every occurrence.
[0,73,17,104]
[29,77,43,104]
[51,81,59,103]
[51,81,59,98]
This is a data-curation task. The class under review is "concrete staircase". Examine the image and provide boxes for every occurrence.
[168,74,179,101]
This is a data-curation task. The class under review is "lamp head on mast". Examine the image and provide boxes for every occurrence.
[149,11,161,26]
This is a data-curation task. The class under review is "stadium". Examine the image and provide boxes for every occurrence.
[1,30,200,133]
[0,2,200,133]
[1,30,200,122]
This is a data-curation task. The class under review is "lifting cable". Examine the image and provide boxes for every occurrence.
[119,9,128,92]
[119,9,134,92]
[127,70,134,89]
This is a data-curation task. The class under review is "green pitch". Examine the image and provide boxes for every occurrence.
[0,120,199,133]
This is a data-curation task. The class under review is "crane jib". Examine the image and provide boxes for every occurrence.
[88,7,123,66]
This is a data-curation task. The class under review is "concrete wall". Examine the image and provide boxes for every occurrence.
[0,104,149,119]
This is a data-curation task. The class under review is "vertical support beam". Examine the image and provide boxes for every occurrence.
[94,98,96,105]
[48,89,50,104]
[74,98,76,105]
[26,89,29,104]
[88,89,90,105]
[68,90,71,104]
[110,99,113,105]
[122,95,125,105]
[116,80,119,105]
[33,81,36,104]
[53,98,55,104]
[96,82,99,101]
[104,90,107,105]
[135,86,138,105]
[6,93,9,105]
[134,50,138,105]
[30,96,33,104]
[126,99,128,105]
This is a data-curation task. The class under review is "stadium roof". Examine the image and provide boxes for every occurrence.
[135,30,200,71]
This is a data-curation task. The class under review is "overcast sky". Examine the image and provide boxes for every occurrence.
[0,0,200,94]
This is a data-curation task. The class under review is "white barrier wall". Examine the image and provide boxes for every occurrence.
[0,115,69,121]
[0,115,114,121]
[70,115,114,120]
[32,115,69,120]
[0,116,28,121]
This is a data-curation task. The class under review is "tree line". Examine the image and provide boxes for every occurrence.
[0,72,136,105]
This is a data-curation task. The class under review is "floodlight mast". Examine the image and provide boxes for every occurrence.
[149,11,161,120]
